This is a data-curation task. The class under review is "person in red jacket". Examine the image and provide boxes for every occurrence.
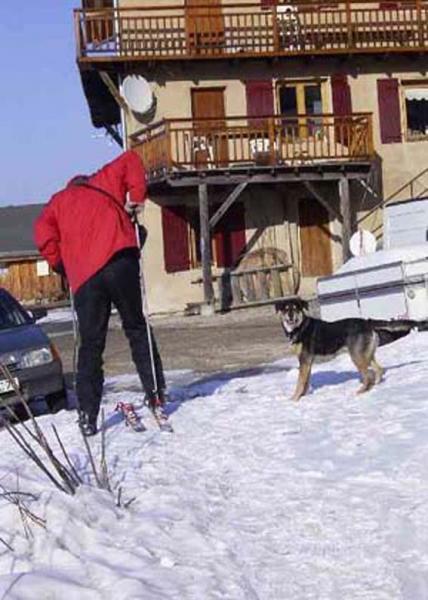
[34,150,166,436]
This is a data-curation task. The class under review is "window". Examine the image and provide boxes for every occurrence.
[161,203,246,273]
[0,290,31,331]
[404,86,428,141]
[277,81,324,137]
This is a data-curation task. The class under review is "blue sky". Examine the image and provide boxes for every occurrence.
[0,1,119,206]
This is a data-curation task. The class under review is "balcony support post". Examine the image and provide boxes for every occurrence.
[199,182,215,311]
[339,176,352,263]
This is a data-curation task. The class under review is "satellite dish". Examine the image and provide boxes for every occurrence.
[122,75,155,122]
[350,229,377,257]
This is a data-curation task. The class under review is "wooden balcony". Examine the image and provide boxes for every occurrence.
[75,1,428,64]
[129,113,374,185]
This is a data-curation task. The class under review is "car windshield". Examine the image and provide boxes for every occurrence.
[0,291,31,330]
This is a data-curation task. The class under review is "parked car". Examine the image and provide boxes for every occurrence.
[0,287,67,416]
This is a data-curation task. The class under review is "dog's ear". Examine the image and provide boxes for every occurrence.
[297,298,309,311]
[274,301,286,313]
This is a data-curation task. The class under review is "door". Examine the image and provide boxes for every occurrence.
[278,81,323,138]
[299,198,333,276]
[191,88,228,167]
[186,0,225,55]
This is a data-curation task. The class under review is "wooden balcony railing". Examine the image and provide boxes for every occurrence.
[75,1,428,62]
[129,113,374,181]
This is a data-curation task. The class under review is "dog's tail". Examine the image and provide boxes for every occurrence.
[370,318,428,346]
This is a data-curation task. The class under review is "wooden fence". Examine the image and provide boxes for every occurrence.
[130,113,374,180]
[218,264,294,310]
[75,1,428,61]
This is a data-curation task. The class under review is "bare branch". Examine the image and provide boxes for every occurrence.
[81,429,102,489]
[124,497,137,509]
[116,486,122,508]
[0,536,13,552]
[0,481,46,534]
[100,410,111,492]
[51,424,82,486]
[1,364,78,495]
[3,422,70,494]
[0,492,38,501]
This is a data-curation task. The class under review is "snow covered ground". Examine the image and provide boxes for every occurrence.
[1,331,428,599]
[39,307,119,325]
[38,308,73,325]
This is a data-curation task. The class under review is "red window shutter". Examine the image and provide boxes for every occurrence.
[331,74,352,116]
[261,0,276,6]
[245,80,275,126]
[214,203,246,268]
[332,74,353,146]
[377,79,402,144]
[161,205,190,273]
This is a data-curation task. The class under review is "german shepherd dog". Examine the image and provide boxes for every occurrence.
[275,298,428,401]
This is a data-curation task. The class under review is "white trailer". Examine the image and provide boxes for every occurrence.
[317,246,428,321]
[384,197,428,249]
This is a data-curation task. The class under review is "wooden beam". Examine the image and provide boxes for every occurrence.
[165,166,372,188]
[99,71,129,114]
[198,183,215,307]
[209,182,248,230]
[302,181,342,221]
[339,176,352,263]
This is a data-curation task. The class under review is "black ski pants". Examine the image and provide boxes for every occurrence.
[74,249,165,422]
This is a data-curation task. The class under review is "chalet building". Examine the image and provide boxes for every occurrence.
[0,205,67,306]
[75,0,428,313]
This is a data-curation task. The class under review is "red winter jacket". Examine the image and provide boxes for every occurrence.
[34,150,147,293]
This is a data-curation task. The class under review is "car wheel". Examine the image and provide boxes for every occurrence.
[45,388,68,413]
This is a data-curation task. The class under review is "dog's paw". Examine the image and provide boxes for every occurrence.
[289,394,302,402]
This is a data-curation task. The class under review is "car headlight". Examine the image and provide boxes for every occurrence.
[19,347,53,369]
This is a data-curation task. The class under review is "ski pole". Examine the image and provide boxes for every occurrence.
[132,209,159,398]
[69,287,79,396]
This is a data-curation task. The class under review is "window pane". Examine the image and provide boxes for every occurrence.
[305,85,323,136]
[0,292,29,330]
[304,85,322,115]
[406,98,428,137]
[279,86,298,117]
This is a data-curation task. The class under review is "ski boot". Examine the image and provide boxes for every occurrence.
[78,411,97,437]
[146,391,173,432]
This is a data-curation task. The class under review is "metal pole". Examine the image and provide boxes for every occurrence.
[339,176,352,263]
[69,288,79,397]
[133,211,158,396]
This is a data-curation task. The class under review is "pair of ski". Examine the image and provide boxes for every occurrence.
[115,401,173,433]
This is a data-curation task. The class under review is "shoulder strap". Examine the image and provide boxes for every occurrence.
[75,182,129,217]
[75,182,146,249]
